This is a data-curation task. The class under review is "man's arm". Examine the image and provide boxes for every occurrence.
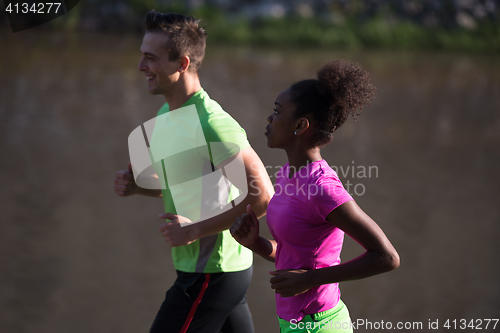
[114,162,162,198]
[158,146,273,247]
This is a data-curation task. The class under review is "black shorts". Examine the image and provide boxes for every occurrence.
[150,266,254,333]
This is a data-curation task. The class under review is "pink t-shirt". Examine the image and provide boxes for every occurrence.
[267,160,353,322]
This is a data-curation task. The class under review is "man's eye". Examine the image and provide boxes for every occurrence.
[273,108,278,114]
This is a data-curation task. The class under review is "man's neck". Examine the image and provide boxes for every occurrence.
[164,73,202,110]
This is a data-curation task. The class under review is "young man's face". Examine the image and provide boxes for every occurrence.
[138,32,180,97]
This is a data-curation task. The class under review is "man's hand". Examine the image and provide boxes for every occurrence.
[114,162,139,196]
[269,269,313,298]
[158,213,196,247]
[230,205,260,248]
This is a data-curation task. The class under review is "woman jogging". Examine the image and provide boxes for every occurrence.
[230,60,400,333]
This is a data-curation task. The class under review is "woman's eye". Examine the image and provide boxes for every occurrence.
[273,108,278,114]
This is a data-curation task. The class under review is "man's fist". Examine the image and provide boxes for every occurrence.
[114,162,139,196]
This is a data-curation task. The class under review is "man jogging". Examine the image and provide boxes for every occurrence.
[114,10,273,333]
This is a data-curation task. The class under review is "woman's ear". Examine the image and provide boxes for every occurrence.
[294,117,310,136]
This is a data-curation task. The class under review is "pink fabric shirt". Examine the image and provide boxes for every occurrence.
[267,160,353,322]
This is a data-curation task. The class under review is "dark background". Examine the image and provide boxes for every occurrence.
[1,1,499,332]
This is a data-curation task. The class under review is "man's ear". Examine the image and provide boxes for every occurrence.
[178,55,191,73]
[294,117,310,136]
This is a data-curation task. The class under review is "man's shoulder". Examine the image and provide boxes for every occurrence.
[192,91,249,148]
[194,90,226,117]
[194,91,240,128]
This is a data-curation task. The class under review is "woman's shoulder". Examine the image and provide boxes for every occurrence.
[310,160,341,184]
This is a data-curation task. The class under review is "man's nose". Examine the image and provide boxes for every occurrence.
[138,57,146,71]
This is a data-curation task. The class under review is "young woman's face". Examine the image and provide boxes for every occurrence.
[265,88,298,149]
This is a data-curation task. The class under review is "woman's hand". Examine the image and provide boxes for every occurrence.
[230,204,260,248]
[269,269,313,297]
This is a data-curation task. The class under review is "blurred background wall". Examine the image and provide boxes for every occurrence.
[1,1,499,333]
[1,0,499,50]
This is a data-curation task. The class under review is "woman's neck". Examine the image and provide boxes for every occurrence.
[285,146,322,177]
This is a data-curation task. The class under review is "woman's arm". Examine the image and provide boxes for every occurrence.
[230,205,277,262]
[270,200,399,297]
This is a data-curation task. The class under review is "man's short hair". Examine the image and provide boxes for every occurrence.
[145,10,207,73]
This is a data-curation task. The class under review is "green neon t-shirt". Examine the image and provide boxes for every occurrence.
[150,89,252,273]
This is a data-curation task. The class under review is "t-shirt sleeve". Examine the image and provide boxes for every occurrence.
[201,112,251,167]
[308,175,353,222]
